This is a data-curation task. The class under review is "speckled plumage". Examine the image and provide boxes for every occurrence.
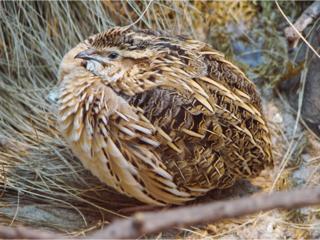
[57,27,273,205]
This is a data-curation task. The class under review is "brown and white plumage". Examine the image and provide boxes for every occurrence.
[57,27,273,205]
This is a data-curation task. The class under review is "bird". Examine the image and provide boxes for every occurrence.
[57,26,273,205]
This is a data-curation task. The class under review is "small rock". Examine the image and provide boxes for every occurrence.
[272,113,283,124]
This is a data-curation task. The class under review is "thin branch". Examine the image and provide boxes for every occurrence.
[0,226,64,239]
[284,1,320,45]
[1,188,320,239]
[277,1,320,56]
[89,187,320,239]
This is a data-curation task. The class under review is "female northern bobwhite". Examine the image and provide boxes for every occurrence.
[57,27,273,205]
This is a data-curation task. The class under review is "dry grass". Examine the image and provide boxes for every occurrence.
[0,1,319,238]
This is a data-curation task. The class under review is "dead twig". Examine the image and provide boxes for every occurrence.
[0,226,65,239]
[283,1,320,49]
[1,187,320,239]
[89,187,320,239]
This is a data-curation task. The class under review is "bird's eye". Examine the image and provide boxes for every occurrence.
[108,52,119,60]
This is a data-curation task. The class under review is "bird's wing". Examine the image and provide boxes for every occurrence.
[59,69,200,205]
[92,84,204,205]
[162,40,273,173]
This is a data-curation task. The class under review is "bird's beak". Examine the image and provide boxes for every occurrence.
[74,48,97,60]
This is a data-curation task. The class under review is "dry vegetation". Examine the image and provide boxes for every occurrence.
[0,1,319,238]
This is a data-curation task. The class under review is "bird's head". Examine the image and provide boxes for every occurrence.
[74,47,128,83]
[74,27,160,84]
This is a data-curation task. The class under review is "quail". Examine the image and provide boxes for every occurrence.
[57,27,273,205]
